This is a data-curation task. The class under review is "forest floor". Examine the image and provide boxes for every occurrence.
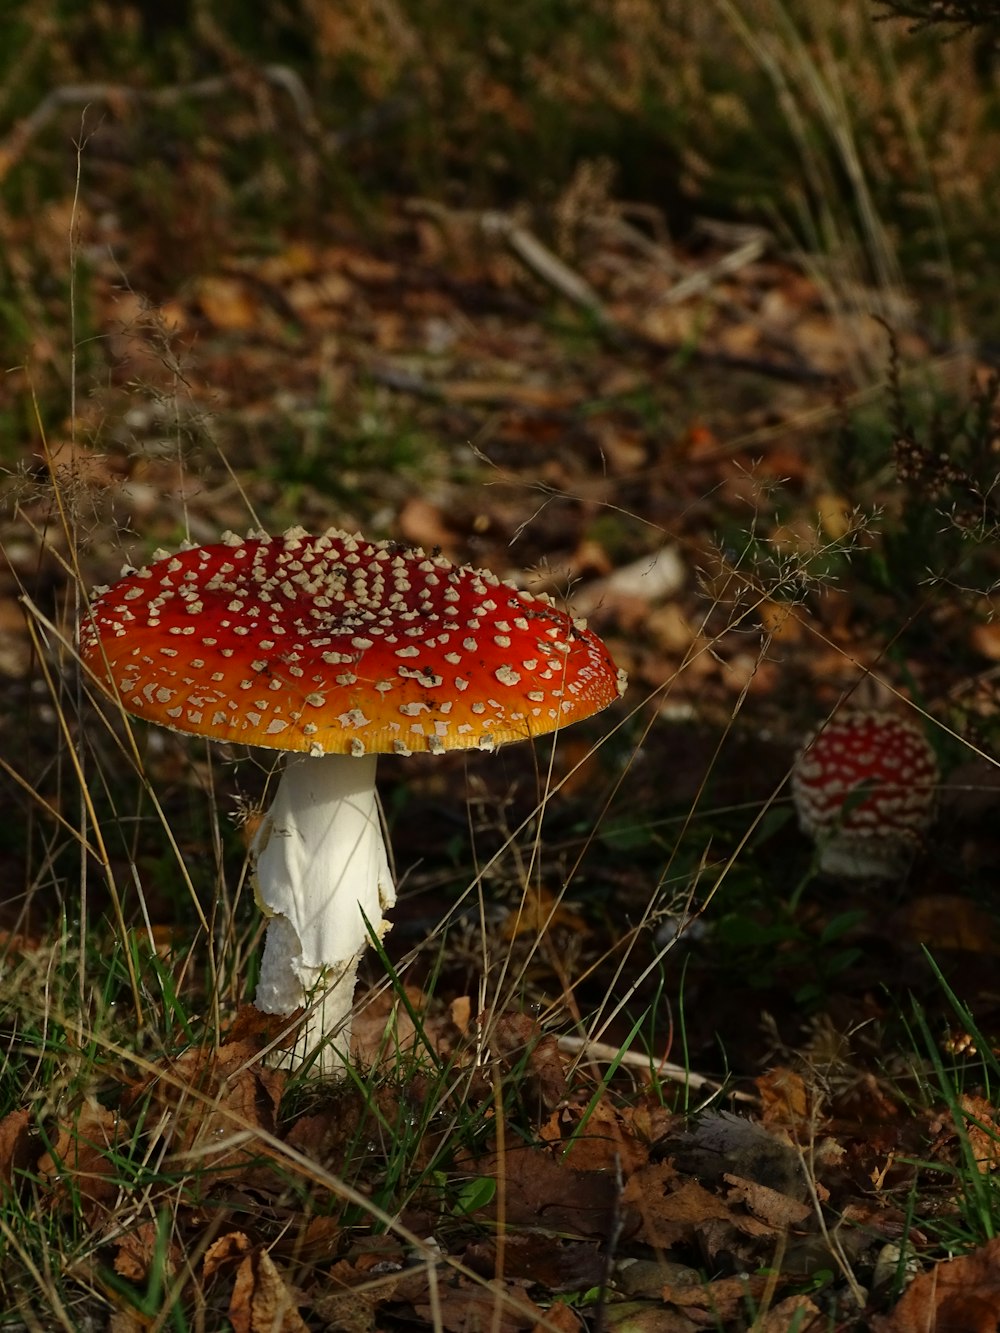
[4,9,1000,1330]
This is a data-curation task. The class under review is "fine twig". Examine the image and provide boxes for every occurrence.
[480,209,617,332]
[0,65,318,179]
[556,1034,757,1103]
[653,235,768,307]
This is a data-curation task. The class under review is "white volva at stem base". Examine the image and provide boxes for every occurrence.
[251,751,396,1074]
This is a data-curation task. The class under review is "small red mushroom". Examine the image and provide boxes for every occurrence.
[791,708,938,879]
[80,526,626,1073]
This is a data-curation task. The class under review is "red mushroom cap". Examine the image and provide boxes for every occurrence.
[791,709,938,878]
[80,527,627,757]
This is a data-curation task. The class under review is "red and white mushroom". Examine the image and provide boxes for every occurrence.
[80,526,626,1072]
[791,708,938,879]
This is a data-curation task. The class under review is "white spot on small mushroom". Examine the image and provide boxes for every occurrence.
[495,665,521,686]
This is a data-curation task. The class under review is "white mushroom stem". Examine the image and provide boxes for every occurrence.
[251,752,396,1074]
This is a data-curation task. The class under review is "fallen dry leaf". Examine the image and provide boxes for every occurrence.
[397,495,464,558]
[892,895,1000,955]
[40,438,121,489]
[961,1095,1000,1174]
[269,1213,342,1265]
[230,1247,308,1333]
[531,1301,584,1333]
[224,1004,298,1051]
[126,1041,284,1174]
[928,1094,1000,1174]
[490,1012,570,1111]
[757,599,803,642]
[194,275,261,331]
[502,884,589,941]
[450,995,472,1034]
[312,1284,387,1333]
[624,1171,732,1249]
[203,1230,253,1281]
[970,621,1000,662]
[37,1101,128,1220]
[723,1173,812,1230]
[872,1236,1000,1332]
[756,1067,812,1133]
[568,545,685,618]
[412,1276,546,1333]
[107,1312,147,1333]
[472,1142,628,1240]
[461,1236,603,1293]
[755,1293,823,1331]
[350,984,435,1066]
[662,1272,770,1320]
[560,1097,652,1176]
[287,1081,435,1179]
[112,1220,180,1285]
[0,1109,33,1191]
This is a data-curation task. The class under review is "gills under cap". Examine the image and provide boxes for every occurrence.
[80,526,627,757]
